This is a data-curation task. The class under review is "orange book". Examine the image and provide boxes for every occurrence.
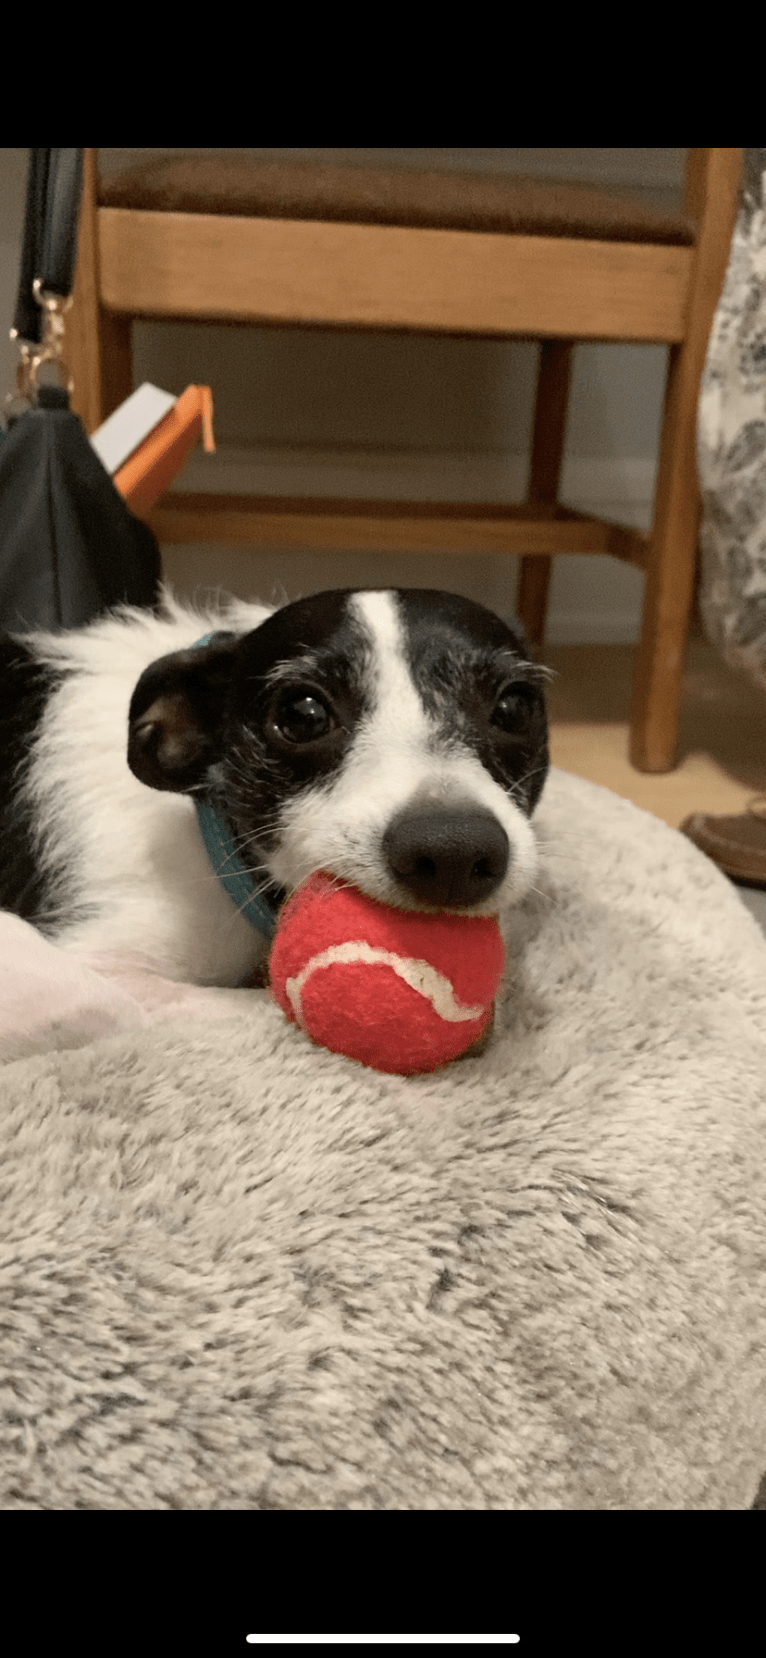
[113,385,215,516]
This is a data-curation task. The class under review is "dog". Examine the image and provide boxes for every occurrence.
[0,586,550,992]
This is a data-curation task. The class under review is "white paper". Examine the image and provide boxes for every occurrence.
[89,382,177,475]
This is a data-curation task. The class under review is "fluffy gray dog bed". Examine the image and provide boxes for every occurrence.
[1,768,765,1510]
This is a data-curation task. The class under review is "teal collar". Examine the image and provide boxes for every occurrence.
[193,631,282,942]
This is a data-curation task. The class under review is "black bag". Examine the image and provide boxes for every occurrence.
[0,148,161,633]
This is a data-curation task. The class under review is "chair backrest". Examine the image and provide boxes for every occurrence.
[69,149,744,434]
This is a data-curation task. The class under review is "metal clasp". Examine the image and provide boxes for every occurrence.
[29,278,74,396]
[4,331,37,424]
[4,280,74,425]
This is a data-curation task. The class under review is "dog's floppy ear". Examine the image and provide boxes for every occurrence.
[127,634,240,793]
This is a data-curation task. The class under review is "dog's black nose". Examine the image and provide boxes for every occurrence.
[383,804,509,907]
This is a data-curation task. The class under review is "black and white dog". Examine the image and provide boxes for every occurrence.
[0,587,549,989]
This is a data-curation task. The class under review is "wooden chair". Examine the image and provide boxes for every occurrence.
[65,148,743,772]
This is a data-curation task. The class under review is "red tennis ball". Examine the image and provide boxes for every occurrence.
[268,872,505,1075]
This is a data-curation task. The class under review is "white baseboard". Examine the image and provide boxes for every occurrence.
[169,446,657,644]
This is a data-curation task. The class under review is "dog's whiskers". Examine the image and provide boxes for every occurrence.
[527,881,562,908]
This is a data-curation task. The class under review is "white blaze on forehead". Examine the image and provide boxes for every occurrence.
[348,590,430,753]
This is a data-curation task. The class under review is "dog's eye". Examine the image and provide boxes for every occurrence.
[274,689,334,744]
[492,683,537,734]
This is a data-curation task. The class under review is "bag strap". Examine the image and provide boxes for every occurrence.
[39,148,84,298]
[6,149,84,420]
[12,148,50,345]
[12,149,83,344]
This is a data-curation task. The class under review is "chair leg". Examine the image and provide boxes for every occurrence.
[97,313,133,423]
[65,149,133,433]
[517,339,573,646]
[630,149,743,774]
[517,558,553,646]
[629,343,703,774]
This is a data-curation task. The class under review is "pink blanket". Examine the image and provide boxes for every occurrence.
[0,912,260,1064]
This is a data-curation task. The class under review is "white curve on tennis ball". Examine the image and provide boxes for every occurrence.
[285,940,487,1030]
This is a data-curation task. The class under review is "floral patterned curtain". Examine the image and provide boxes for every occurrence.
[697,148,766,695]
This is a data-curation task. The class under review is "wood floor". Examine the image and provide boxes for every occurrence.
[543,636,766,830]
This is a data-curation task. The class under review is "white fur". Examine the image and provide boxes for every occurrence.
[22,588,273,985]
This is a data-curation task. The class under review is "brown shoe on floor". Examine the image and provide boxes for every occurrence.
[680,797,766,887]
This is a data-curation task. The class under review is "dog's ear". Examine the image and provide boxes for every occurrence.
[127,635,240,793]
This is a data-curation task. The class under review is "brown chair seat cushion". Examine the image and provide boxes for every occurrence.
[99,155,696,246]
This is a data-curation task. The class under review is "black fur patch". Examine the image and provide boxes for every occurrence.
[0,634,64,924]
[214,590,375,852]
[394,590,550,814]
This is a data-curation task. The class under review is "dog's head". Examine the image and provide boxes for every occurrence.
[127,589,550,915]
